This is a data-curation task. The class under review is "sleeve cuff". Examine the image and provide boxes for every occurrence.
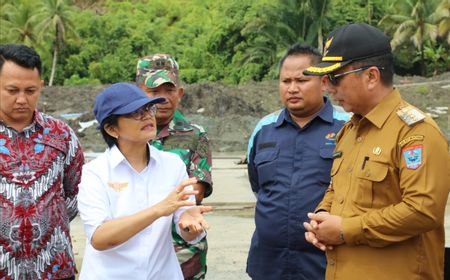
[342,216,367,245]
[200,181,213,198]
[175,224,207,245]
[314,202,330,213]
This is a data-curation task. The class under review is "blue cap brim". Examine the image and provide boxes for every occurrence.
[114,96,165,115]
[96,96,165,130]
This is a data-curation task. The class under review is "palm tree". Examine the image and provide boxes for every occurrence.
[0,0,39,45]
[238,1,300,80]
[242,0,330,50]
[238,0,330,79]
[307,0,329,52]
[36,0,78,86]
[70,0,105,10]
[433,0,450,44]
[379,0,442,75]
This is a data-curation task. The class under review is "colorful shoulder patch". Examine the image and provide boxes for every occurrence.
[402,144,423,170]
[396,106,425,126]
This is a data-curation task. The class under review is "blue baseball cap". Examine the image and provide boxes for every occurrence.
[94,82,165,125]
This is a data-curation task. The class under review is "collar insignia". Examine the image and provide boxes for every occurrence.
[107,182,129,192]
[397,106,425,126]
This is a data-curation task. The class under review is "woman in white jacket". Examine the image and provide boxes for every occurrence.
[77,83,211,279]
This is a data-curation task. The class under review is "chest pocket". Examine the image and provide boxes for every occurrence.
[319,147,334,160]
[254,148,279,187]
[354,160,389,209]
[316,147,334,186]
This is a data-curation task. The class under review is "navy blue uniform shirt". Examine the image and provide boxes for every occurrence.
[246,97,349,280]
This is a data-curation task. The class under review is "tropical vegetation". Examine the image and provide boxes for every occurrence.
[1,0,449,85]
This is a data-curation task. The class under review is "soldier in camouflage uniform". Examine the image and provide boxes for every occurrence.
[136,54,212,280]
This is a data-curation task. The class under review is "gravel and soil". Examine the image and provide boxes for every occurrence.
[38,73,450,154]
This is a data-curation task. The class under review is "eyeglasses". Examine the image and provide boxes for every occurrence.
[124,104,157,120]
[327,66,384,85]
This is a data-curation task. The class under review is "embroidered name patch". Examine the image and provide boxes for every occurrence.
[258,142,276,150]
[402,144,423,170]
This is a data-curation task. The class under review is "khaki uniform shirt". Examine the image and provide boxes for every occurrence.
[317,89,449,280]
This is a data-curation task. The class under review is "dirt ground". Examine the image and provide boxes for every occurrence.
[38,73,450,153]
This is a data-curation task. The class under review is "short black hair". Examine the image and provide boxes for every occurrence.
[351,53,394,86]
[0,44,42,75]
[279,44,322,75]
[100,115,119,148]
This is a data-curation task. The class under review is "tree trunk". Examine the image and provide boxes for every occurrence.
[318,27,323,52]
[317,0,327,52]
[49,45,58,86]
[420,46,426,76]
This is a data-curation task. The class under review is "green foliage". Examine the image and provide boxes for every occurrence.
[328,0,394,29]
[36,0,79,85]
[63,74,101,85]
[235,0,331,82]
[0,0,39,45]
[379,0,449,75]
[1,0,449,85]
[417,85,430,94]
[392,45,418,70]
[421,42,450,74]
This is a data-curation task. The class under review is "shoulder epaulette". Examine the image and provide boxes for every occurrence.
[396,106,425,126]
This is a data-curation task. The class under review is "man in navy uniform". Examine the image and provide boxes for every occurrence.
[246,44,349,280]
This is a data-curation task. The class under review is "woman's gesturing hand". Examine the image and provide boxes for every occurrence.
[179,205,213,241]
[179,205,213,234]
[155,177,199,217]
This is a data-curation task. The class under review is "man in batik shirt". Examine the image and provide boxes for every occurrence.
[136,54,212,280]
[0,44,84,280]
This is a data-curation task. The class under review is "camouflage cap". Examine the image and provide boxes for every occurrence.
[136,54,179,88]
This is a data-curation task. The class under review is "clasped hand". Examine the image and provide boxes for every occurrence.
[303,212,344,251]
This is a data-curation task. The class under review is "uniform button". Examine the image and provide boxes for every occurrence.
[356,136,363,142]
[347,166,353,172]
[365,171,371,177]
[329,259,335,265]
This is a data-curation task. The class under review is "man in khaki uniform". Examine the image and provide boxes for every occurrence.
[303,23,449,279]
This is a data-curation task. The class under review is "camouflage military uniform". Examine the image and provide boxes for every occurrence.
[152,110,212,280]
